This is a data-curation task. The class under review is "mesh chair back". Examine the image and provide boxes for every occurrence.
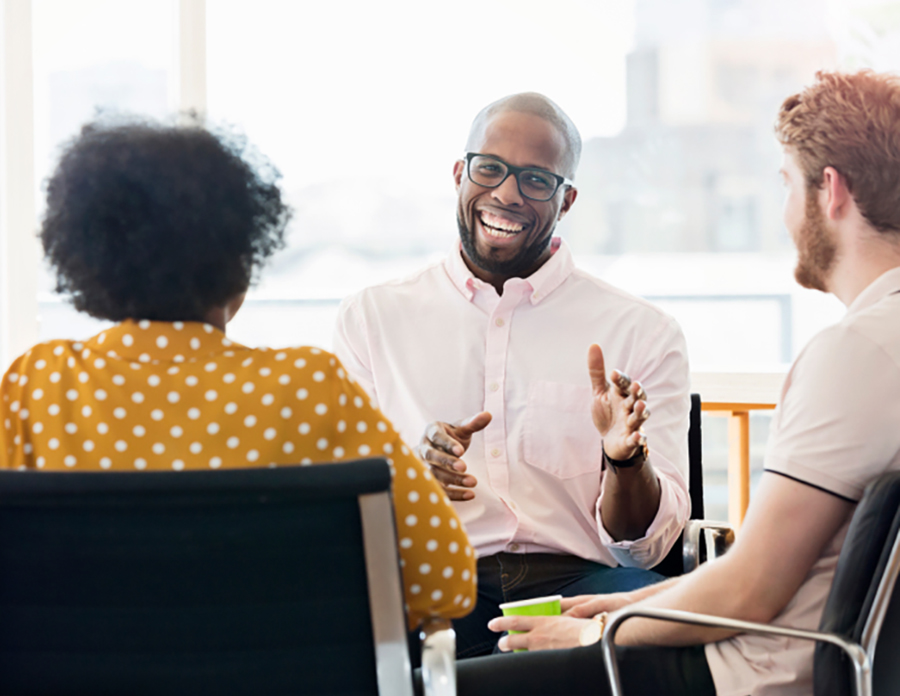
[0,459,397,696]
[815,470,900,696]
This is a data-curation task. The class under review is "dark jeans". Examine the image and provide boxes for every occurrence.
[455,553,665,658]
[416,643,716,696]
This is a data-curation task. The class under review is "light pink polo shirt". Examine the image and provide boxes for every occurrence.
[334,238,691,569]
[706,266,900,696]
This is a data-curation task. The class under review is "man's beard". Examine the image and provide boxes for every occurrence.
[457,211,554,279]
[794,191,838,292]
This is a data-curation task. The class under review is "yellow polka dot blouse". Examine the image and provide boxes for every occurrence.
[0,320,476,627]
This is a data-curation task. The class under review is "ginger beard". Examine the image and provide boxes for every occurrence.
[794,188,838,292]
[456,206,555,278]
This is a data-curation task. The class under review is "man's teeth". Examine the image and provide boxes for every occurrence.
[483,226,517,239]
[480,212,524,238]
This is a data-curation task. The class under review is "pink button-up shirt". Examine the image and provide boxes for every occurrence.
[334,239,690,568]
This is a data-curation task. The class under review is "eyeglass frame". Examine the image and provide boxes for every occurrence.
[462,152,574,202]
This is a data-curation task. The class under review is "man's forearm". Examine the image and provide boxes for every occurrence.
[599,460,662,541]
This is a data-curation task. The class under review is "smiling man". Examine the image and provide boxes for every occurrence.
[334,94,691,657]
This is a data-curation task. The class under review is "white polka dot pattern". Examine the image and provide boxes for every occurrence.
[0,319,475,628]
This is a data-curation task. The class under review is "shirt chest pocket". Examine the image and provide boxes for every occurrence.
[523,381,603,479]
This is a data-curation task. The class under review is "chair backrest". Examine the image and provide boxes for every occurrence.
[687,392,704,520]
[652,393,703,577]
[0,459,413,696]
[815,470,900,696]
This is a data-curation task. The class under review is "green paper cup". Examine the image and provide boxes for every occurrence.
[499,594,562,652]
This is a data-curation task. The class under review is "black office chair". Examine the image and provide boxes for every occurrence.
[652,393,734,577]
[603,469,900,696]
[0,459,455,696]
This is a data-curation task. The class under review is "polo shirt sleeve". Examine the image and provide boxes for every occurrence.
[764,324,900,501]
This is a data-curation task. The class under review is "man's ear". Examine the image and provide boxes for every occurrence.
[558,186,578,221]
[822,166,852,221]
[453,160,465,192]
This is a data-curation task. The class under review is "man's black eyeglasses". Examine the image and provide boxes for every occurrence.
[464,153,573,202]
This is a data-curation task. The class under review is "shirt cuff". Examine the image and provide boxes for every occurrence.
[595,458,688,568]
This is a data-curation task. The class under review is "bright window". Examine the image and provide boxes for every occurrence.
[32,0,176,343]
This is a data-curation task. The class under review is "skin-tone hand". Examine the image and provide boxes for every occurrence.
[488,615,591,652]
[589,343,650,460]
[414,411,492,501]
[561,592,635,618]
[588,343,662,540]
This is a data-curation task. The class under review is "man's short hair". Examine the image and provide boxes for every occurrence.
[775,69,900,233]
[40,117,292,322]
[466,93,582,179]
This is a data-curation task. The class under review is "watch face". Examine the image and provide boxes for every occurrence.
[578,619,602,647]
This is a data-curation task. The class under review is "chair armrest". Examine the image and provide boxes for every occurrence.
[419,617,456,696]
[682,520,735,574]
[600,606,872,696]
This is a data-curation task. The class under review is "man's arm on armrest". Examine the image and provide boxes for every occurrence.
[614,472,853,646]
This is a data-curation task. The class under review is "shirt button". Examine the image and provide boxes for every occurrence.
[495,318,505,327]
[489,382,500,392]
[491,448,501,458]
[509,543,520,552]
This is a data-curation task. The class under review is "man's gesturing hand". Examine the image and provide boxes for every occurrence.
[589,343,650,461]
[415,411,492,501]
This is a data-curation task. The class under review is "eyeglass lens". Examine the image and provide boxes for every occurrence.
[468,155,559,201]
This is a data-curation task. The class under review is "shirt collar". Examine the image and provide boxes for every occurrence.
[443,236,574,305]
[847,266,900,316]
[85,320,249,364]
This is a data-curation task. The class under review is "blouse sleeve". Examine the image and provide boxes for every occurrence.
[322,353,477,629]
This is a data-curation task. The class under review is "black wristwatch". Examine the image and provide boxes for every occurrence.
[602,440,648,473]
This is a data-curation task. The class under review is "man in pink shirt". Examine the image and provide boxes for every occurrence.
[334,93,691,656]
[477,70,900,695]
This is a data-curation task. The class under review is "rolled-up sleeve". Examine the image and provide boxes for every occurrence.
[595,318,691,568]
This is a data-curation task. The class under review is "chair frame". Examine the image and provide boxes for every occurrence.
[601,517,900,696]
[359,491,416,696]
[360,491,457,696]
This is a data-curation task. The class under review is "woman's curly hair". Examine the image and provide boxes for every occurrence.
[40,117,292,322]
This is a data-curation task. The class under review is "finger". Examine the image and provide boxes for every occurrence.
[443,486,476,501]
[418,442,468,473]
[564,603,599,618]
[625,403,649,430]
[629,380,647,402]
[559,596,592,611]
[588,344,609,395]
[624,431,645,449]
[425,422,465,456]
[611,369,632,396]
[430,464,477,489]
[488,615,539,633]
[497,633,530,652]
[453,411,493,439]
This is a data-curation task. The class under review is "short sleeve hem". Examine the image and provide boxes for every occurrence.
[764,455,862,502]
